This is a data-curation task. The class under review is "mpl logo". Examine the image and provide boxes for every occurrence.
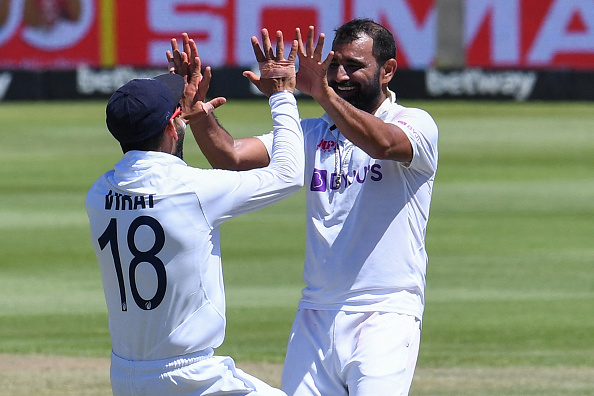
[316,139,337,153]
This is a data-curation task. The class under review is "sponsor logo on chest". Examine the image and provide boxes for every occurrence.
[311,139,383,192]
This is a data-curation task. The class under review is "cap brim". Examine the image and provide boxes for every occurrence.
[154,74,184,104]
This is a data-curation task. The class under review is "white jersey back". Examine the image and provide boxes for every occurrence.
[86,93,303,361]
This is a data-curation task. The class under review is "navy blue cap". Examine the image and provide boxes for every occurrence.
[106,74,184,143]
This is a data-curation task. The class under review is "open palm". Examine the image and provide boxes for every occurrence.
[295,26,334,99]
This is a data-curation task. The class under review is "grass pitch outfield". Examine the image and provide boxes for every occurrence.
[1,98,593,395]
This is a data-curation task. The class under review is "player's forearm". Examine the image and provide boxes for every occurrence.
[190,114,270,171]
[189,114,240,169]
[267,91,304,187]
[317,88,413,162]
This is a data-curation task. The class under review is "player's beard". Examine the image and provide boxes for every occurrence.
[330,68,382,114]
[173,121,186,160]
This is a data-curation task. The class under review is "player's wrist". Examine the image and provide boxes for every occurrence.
[269,90,297,109]
[271,89,294,95]
[270,90,295,101]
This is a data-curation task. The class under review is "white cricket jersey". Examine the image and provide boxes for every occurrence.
[86,92,303,361]
[258,90,438,320]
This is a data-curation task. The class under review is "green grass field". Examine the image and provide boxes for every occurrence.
[1,98,593,395]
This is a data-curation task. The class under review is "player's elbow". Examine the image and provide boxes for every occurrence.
[284,166,305,190]
[287,177,304,195]
[364,140,400,160]
[276,161,304,193]
[291,173,305,190]
[211,153,270,171]
[225,139,272,170]
[369,139,414,162]
[367,145,391,160]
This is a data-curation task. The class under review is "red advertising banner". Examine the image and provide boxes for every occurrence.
[0,0,592,70]
[0,0,102,69]
[466,0,594,69]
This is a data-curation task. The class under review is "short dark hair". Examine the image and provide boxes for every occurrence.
[120,128,165,153]
[333,18,396,65]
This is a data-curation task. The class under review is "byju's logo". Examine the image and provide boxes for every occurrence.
[310,169,331,192]
[310,165,383,192]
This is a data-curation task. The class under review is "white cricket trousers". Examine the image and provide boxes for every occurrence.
[110,349,287,396]
[281,309,421,396]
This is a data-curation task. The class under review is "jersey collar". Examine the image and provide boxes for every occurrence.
[374,88,397,118]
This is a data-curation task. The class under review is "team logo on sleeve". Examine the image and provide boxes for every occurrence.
[398,120,423,145]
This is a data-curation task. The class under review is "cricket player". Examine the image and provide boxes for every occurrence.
[86,31,302,396]
[171,19,438,395]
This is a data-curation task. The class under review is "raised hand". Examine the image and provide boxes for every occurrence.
[167,33,226,124]
[243,28,298,97]
[167,33,190,78]
[295,26,333,99]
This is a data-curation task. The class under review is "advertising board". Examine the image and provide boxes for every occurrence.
[0,0,592,70]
